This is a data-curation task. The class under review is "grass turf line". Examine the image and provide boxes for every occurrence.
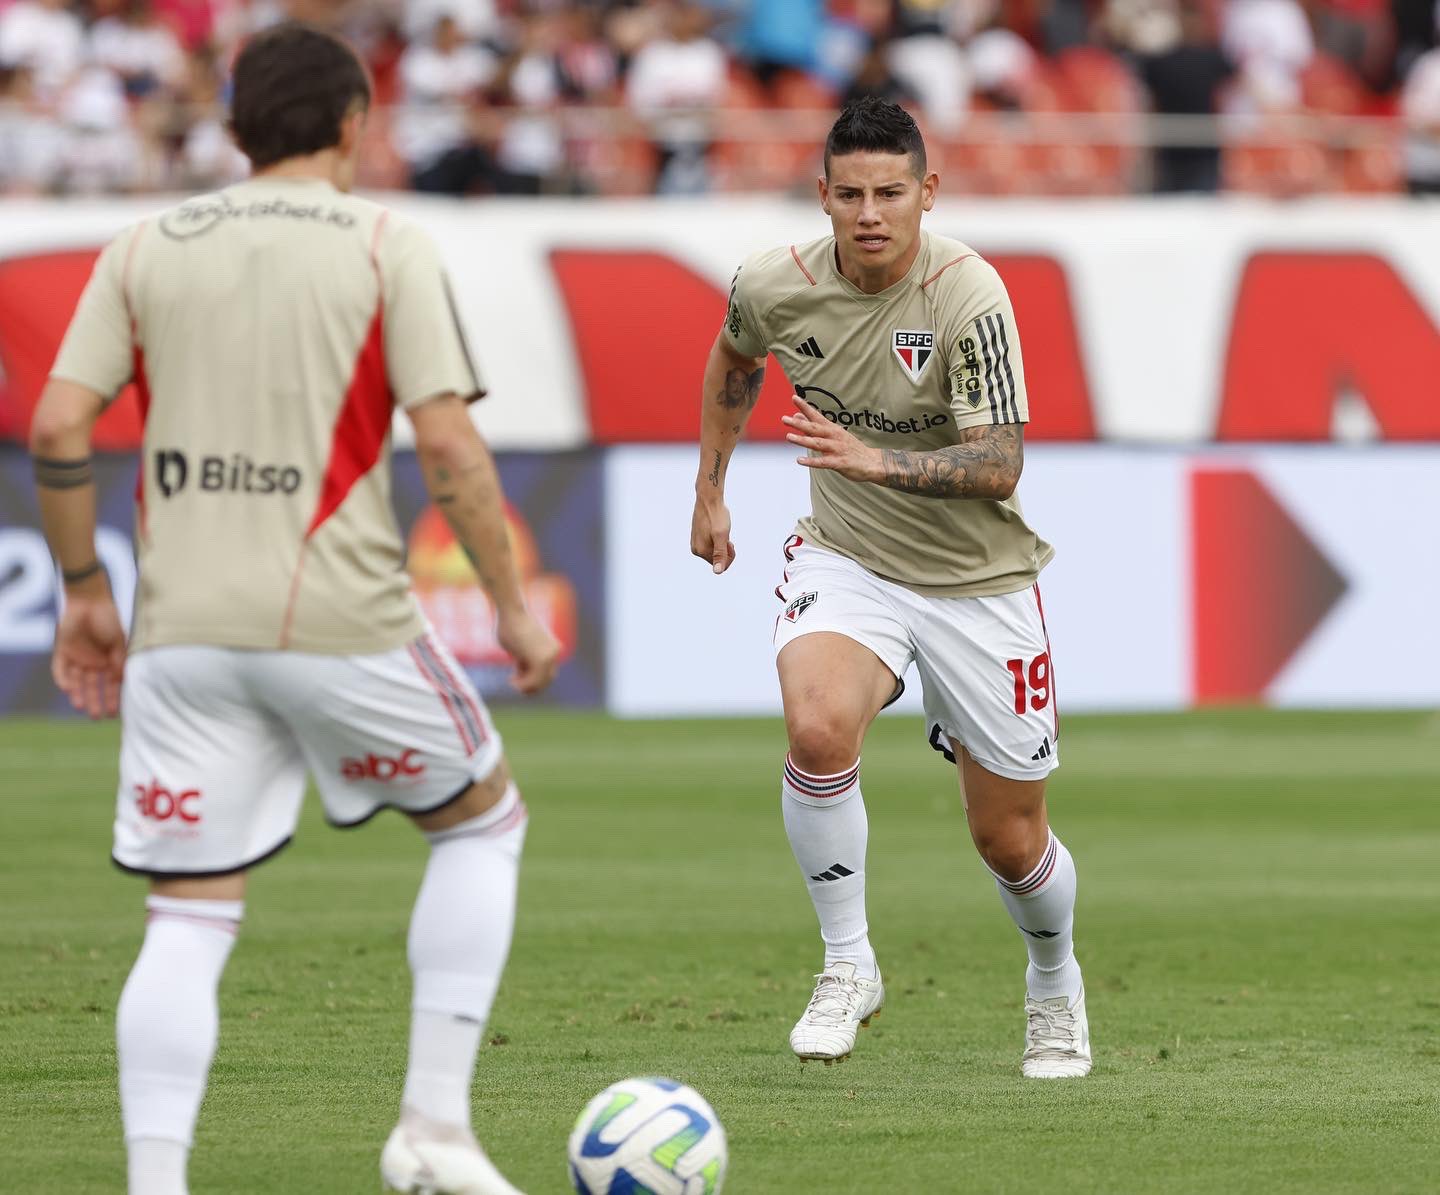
[1,709,1437,1193]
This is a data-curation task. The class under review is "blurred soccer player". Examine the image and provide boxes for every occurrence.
[29,23,558,1195]
[690,98,1090,1078]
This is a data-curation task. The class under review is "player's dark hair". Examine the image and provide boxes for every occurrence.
[229,23,372,169]
[824,98,927,179]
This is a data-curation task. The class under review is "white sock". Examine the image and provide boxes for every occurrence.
[127,1140,188,1195]
[990,830,1082,1002]
[117,896,242,1195]
[781,755,878,980]
[402,783,527,1129]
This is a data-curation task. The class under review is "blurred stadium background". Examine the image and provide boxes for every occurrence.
[1,0,1438,717]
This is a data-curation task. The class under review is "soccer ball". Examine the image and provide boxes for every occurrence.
[567,1076,727,1195]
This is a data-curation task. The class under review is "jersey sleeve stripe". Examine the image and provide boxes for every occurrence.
[974,315,1001,422]
[789,245,817,286]
[994,314,1020,422]
[442,274,485,401]
[920,254,973,289]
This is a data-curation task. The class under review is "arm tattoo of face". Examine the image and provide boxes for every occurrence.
[716,365,765,411]
[707,450,721,487]
[880,424,1023,499]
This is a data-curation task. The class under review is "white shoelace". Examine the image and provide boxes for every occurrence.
[1025,1001,1080,1056]
[802,973,864,1024]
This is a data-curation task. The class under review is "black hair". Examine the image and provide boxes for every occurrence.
[824,97,926,179]
[229,23,372,170]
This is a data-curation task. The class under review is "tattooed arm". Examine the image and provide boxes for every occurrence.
[691,331,766,573]
[409,395,560,693]
[879,424,1023,499]
[782,396,1024,500]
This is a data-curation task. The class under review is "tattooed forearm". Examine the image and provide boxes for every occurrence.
[880,425,1023,499]
[706,450,721,487]
[716,366,765,411]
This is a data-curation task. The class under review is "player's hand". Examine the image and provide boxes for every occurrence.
[690,496,736,575]
[783,396,884,484]
[497,608,561,695]
[52,591,126,719]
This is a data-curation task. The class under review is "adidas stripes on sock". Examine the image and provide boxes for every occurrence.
[782,755,878,980]
[403,783,528,1129]
[990,830,1082,1002]
[117,895,243,1195]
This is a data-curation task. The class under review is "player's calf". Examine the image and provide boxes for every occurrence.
[118,894,243,1195]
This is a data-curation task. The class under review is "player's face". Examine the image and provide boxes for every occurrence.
[820,152,938,291]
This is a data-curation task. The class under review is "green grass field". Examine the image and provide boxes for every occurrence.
[2,709,1438,1194]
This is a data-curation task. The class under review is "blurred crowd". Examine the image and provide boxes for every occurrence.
[2,0,1439,197]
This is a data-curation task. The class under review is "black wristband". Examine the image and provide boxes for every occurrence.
[62,561,104,585]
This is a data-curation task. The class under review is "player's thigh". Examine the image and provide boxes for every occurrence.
[774,540,913,767]
[410,756,513,834]
[259,630,505,830]
[115,646,306,879]
[913,582,1059,785]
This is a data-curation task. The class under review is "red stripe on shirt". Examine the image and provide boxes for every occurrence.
[790,245,817,286]
[132,343,152,542]
[304,303,393,537]
[921,255,974,289]
[304,212,393,539]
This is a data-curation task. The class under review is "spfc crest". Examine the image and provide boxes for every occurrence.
[892,329,935,383]
[783,591,818,623]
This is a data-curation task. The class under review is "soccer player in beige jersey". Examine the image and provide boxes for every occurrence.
[29,24,558,1195]
[691,99,1090,1078]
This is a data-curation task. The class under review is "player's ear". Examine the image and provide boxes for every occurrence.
[921,171,939,212]
[818,175,831,215]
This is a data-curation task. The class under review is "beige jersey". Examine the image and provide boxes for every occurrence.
[52,177,482,654]
[724,230,1053,596]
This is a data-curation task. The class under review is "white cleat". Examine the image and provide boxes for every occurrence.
[1022,985,1092,1079]
[789,960,885,1065]
[381,1109,526,1195]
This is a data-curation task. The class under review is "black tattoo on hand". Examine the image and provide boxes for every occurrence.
[880,425,1023,499]
[716,366,765,411]
[707,450,721,487]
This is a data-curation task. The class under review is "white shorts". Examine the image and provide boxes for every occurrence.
[773,537,1060,782]
[114,631,502,877]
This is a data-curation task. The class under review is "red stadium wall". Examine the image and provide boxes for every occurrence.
[3,197,1440,449]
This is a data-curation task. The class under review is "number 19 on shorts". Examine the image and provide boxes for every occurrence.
[1006,653,1051,715]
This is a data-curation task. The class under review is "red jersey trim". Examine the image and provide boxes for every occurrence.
[921,255,974,290]
[790,245,817,286]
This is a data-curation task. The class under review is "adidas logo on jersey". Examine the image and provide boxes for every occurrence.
[1030,737,1053,761]
[794,336,824,359]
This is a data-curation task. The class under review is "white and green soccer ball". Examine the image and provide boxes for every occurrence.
[567,1076,727,1195]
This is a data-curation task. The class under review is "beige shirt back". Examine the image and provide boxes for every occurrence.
[724,230,1053,596]
[52,177,483,654]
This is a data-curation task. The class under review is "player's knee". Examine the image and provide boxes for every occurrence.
[786,714,862,775]
[972,817,1048,883]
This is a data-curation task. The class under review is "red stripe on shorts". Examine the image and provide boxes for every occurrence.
[409,641,477,754]
[424,633,488,747]
[1033,584,1059,741]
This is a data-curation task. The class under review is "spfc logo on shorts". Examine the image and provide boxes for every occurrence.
[892,330,935,383]
[784,591,818,622]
